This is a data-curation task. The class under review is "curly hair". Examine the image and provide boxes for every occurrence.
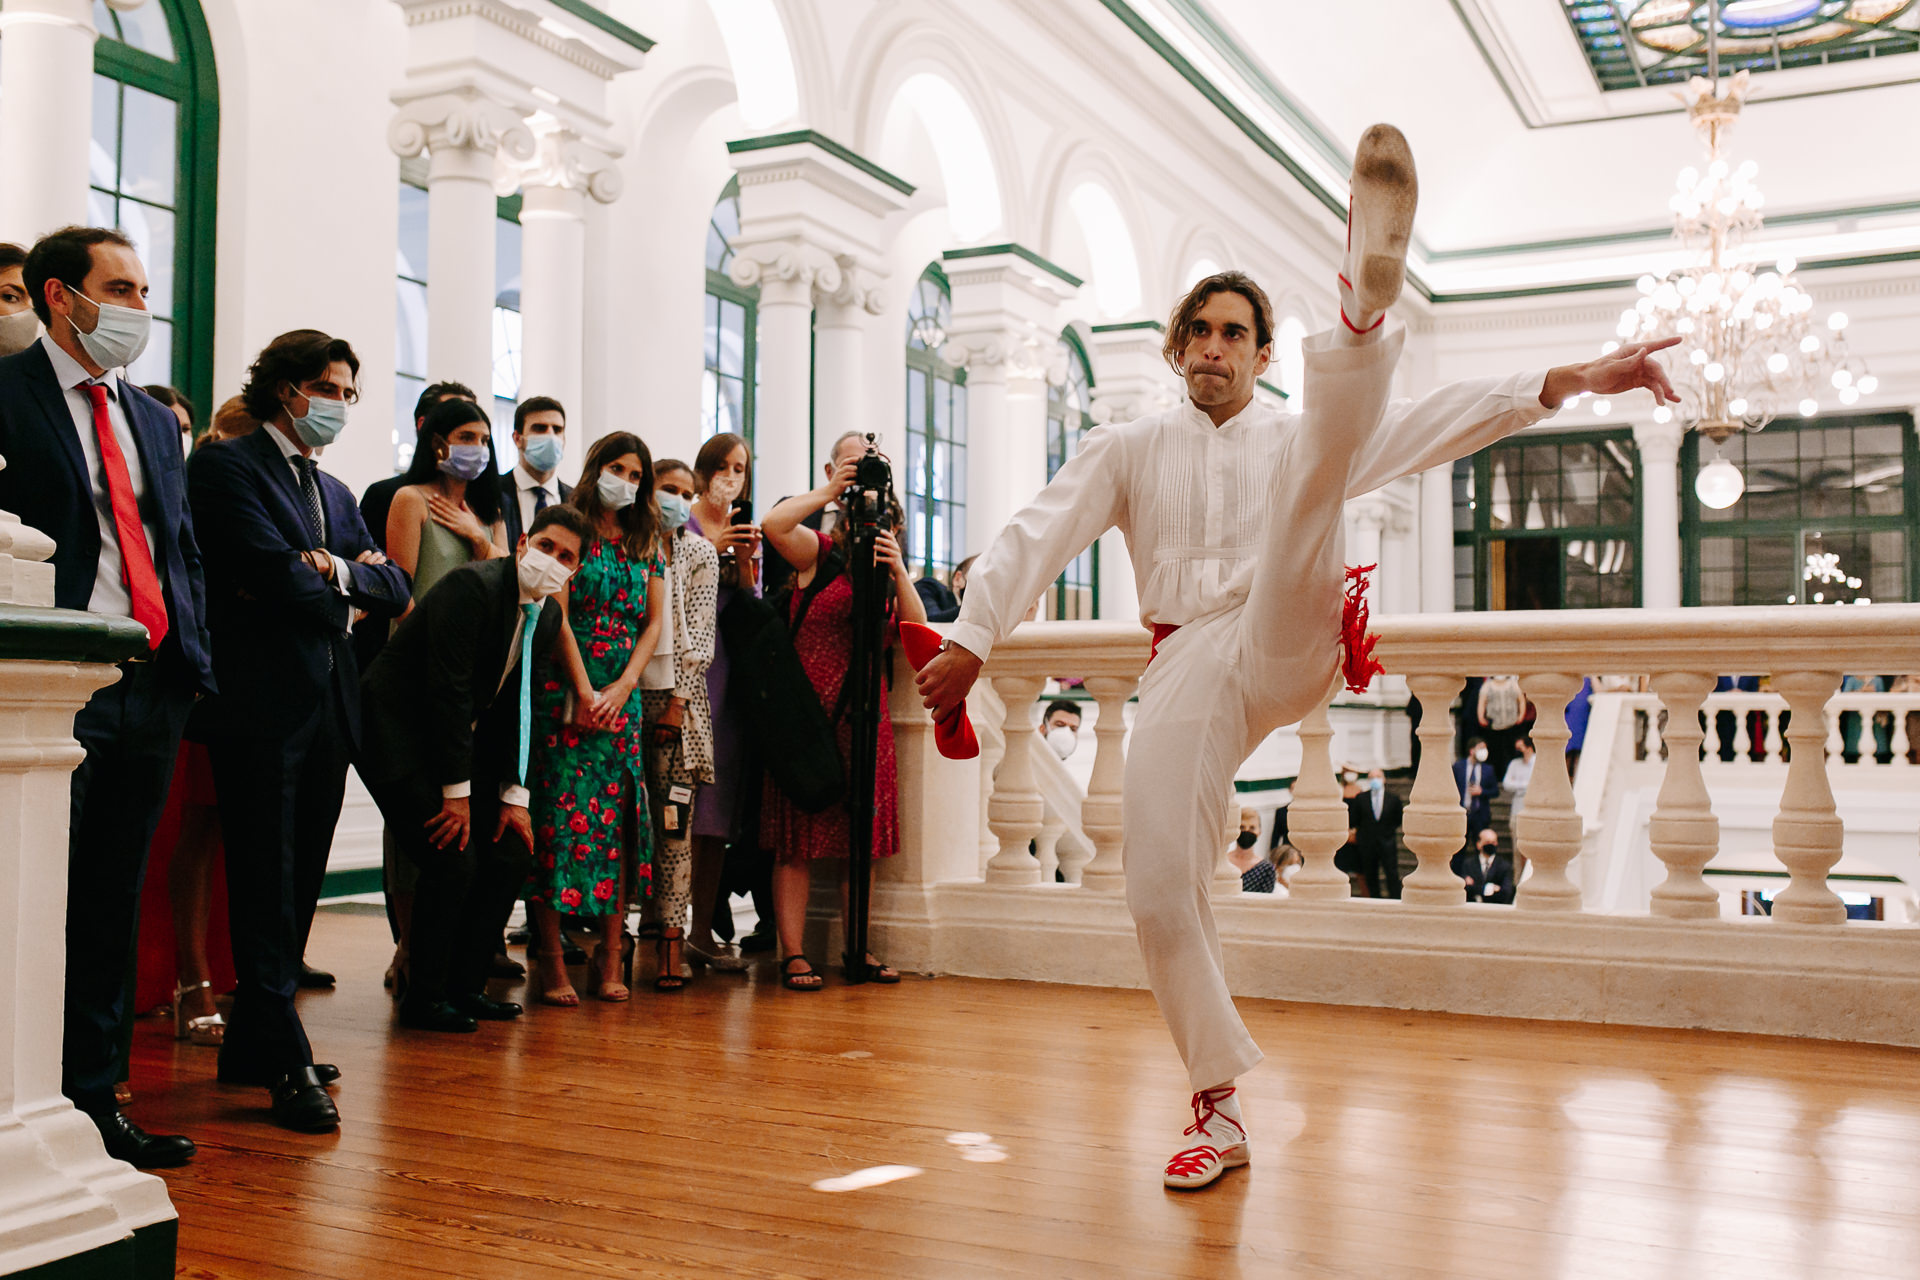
[238,330,360,425]
[1161,270,1275,373]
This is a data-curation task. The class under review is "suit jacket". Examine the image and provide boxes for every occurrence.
[1451,848,1515,903]
[914,575,960,624]
[0,342,213,690]
[359,556,561,790]
[1453,759,1497,832]
[187,426,410,740]
[1347,788,1404,864]
[497,471,574,548]
[359,472,407,554]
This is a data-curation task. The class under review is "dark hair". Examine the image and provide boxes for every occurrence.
[412,380,476,427]
[573,431,661,563]
[239,329,361,425]
[0,242,26,273]
[1162,270,1275,372]
[953,553,978,580]
[693,431,751,506]
[24,226,137,325]
[653,458,693,482]
[143,384,196,428]
[514,395,566,434]
[528,503,593,547]
[1467,737,1486,751]
[1043,700,1083,725]
[400,397,501,524]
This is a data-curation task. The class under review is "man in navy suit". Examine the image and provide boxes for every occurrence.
[188,329,409,1133]
[0,227,211,1169]
[1453,737,1497,836]
[497,394,574,548]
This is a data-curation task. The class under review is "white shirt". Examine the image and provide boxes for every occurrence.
[260,422,354,603]
[442,577,542,808]
[949,360,1557,663]
[42,334,161,616]
[512,462,560,539]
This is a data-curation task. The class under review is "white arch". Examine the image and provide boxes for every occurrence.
[1181,258,1221,289]
[882,72,1003,241]
[702,0,800,128]
[1067,182,1142,318]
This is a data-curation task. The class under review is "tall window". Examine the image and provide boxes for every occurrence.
[75,0,218,412]
[1046,331,1098,618]
[703,177,758,444]
[1453,430,1641,610]
[904,266,967,579]
[392,161,521,471]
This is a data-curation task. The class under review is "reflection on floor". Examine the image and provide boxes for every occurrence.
[132,907,1920,1279]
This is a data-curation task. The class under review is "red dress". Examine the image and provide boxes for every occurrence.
[761,531,900,866]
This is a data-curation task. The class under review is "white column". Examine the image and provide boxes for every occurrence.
[1420,464,1455,613]
[1634,420,1684,610]
[949,341,1048,556]
[1349,497,1388,615]
[730,256,815,504]
[389,93,535,409]
[813,258,882,460]
[0,0,100,243]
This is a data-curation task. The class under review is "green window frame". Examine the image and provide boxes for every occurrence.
[81,0,219,419]
[904,265,966,579]
[1453,428,1643,611]
[1045,329,1098,619]
[703,176,758,447]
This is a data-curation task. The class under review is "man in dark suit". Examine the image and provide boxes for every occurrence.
[498,394,573,548]
[1451,829,1515,904]
[360,505,588,1031]
[188,329,409,1132]
[0,226,212,1168]
[1347,768,1405,899]
[1453,738,1497,836]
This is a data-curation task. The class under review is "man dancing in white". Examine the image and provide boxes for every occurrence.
[915,125,1678,1189]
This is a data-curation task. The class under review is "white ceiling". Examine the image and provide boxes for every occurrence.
[1158,0,1920,290]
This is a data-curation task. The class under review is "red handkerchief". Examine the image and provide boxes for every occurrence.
[900,621,981,760]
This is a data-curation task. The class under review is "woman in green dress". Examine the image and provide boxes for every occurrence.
[528,432,668,1005]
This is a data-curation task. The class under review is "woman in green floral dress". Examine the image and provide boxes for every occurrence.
[528,432,667,1005]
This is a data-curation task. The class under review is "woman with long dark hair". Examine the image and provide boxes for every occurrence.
[527,432,667,1005]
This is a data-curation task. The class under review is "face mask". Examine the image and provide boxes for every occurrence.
[67,290,151,370]
[438,443,491,481]
[657,492,691,529]
[708,472,744,507]
[516,545,573,599]
[287,388,348,449]
[596,471,637,510]
[1472,748,1488,763]
[1368,777,1384,794]
[1235,831,1258,850]
[521,432,563,473]
[1045,726,1077,761]
[0,309,39,357]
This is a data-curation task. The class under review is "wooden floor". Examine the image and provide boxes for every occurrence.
[131,908,1920,1280]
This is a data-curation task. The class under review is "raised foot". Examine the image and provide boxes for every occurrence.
[1344,123,1419,319]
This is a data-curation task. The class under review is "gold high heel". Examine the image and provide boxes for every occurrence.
[172,979,225,1046]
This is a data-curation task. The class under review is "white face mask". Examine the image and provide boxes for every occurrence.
[67,290,151,370]
[1472,747,1489,763]
[1045,726,1078,761]
[0,309,39,357]
[516,545,573,600]
[595,470,638,510]
[708,472,744,507]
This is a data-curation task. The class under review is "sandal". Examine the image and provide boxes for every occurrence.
[842,952,901,985]
[172,980,226,1046]
[534,948,579,1008]
[655,929,688,993]
[781,955,824,991]
[591,944,630,1003]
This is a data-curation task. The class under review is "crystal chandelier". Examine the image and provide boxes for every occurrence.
[1608,4,1874,510]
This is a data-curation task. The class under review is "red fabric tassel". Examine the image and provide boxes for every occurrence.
[1340,563,1384,694]
[899,622,980,760]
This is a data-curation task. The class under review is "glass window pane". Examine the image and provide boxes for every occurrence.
[700,369,721,440]
[951,381,966,442]
[397,183,430,282]
[91,75,120,192]
[951,440,966,504]
[395,373,425,471]
[87,188,116,231]
[702,291,721,365]
[396,278,428,378]
[494,218,521,311]
[115,3,176,59]
[127,315,170,386]
[118,85,177,206]
[491,305,521,401]
[119,201,173,315]
[92,1,119,40]
[719,297,745,379]
[1453,458,1475,532]
[717,374,746,438]
[906,428,925,500]
[907,368,926,430]
[933,375,950,439]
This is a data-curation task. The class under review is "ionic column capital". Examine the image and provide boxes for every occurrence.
[504,126,623,204]
[813,254,886,317]
[1632,417,1685,461]
[388,90,536,170]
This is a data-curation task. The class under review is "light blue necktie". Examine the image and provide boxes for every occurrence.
[517,602,539,785]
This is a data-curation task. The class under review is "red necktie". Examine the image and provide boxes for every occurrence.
[85,383,168,650]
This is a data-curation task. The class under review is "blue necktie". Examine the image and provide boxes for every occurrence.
[517,602,539,785]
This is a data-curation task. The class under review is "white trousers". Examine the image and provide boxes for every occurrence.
[1123,330,1403,1091]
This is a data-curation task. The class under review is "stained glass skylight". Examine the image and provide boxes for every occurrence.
[1562,1,1920,91]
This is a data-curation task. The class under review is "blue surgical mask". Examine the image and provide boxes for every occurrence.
[438,443,491,481]
[521,432,563,473]
[657,492,691,529]
[595,470,637,510]
[288,389,348,449]
[1368,777,1384,794]
[69,290,151,370]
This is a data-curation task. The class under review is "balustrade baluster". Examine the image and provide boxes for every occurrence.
[1513,673,1583,911]
[1077,675,1136,891]
[1764,706,1784,763]
[1282,680,1350,900]
[1646,672,1722,918]
[1645,704,1665,764]
[1825,696,1847,762]
[1401,674,1470,905]
[1737,704,1756,761]
[1891,705,1913,766]
[984,676,1047,885]
[971,683,1006,876]
[1769,671,1847,924]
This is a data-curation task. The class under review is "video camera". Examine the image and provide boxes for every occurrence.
[840,433,894,537]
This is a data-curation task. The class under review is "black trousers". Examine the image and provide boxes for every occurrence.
[65,660,194,1116]
[366,770,529,1009]
[210,695,352,1080]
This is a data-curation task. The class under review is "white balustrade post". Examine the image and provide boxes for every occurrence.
[1401,674,1470,905]
[1646,672,1722,918]
[1512,673,1583,911]
[1770,671,1848,925]
[1285,681,1352,900]
[0,0,98,242]
[1077,675,1136,891]
[984,676,1047,884]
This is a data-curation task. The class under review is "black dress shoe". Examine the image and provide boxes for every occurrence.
[738,928,777,955]
[297,962,336,989]
[451,993,523,1021]
[488,953,526,980]
[398,1000,479,1033]
[89,1109,195,1169]
[269,1067,340,1133]
[219,1060,341,1087]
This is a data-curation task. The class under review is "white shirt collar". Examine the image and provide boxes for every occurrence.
[263,421,310,463]
[1177,395,1268,434]
[515,462,557,492]
[41,333,113,393]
